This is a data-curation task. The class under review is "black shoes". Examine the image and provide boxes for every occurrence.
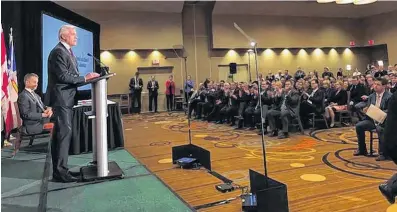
[376,155,389,161]
[379,183,396,204]
[278,133,289,139]
[268,131,278,137]
[52,172,79,183]
[353,150,368,156]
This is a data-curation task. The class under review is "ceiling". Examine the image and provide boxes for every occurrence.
[213,0,397,18]
[54,1,184,13]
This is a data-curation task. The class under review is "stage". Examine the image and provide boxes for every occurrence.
[124,112,397,212]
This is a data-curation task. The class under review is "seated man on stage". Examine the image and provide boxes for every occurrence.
[354,77,392,161]
[15,73,53,152]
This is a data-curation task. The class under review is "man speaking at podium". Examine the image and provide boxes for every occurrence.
[45,25,99,183]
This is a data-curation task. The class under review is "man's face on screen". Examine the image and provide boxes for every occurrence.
[66,28,78,46]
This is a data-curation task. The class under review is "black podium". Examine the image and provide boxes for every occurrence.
[76,73,123,181]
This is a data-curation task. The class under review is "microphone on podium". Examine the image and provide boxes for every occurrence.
[87,53,110,75]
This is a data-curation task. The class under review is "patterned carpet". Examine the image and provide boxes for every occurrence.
[123,112,397,212]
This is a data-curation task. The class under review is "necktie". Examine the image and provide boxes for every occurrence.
[31,92,45,111]
[70,49,74,57]
[281,93,287,110]
[375,94,381,108]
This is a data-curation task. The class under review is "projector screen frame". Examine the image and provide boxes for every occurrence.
[40,11,95,93]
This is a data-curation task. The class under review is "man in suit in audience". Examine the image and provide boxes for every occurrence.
[353,78,392,159]
[129,71,143,113]
[267,80,300,139]
[300,79,325,127]
[379,90,397,204]
[147,76,159,112]
[45,25,100,182]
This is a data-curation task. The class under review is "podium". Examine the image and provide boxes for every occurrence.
[76,73,123,181]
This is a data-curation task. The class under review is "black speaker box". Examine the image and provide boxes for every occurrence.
[229,63,237,74]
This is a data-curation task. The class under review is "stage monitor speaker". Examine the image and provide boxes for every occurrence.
[229,63,237,74]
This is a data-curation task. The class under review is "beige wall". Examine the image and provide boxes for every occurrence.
[100,50,183,95]
[74,10,183,49]
[210,48,369,82]
[362,11,397,65]
[74,4,397,96]
[212,14,363,48]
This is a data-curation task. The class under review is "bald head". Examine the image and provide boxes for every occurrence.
[58,25,77,47]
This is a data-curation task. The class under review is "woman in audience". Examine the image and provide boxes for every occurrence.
[322,80,335,106]
[165,75,176,112]
[324,81,348,127]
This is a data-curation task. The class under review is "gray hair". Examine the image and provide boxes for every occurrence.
[24,73,38,84]
[58,25,76,41]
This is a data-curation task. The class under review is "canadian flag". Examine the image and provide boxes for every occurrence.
[1,25,14,135]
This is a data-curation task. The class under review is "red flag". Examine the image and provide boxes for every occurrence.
[1,25,14,135]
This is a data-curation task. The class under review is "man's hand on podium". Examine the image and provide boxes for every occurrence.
[85,72,101,82]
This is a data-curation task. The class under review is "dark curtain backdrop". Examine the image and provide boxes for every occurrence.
[1,1,100,99]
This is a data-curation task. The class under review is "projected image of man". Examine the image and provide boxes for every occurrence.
[45,25,99,183]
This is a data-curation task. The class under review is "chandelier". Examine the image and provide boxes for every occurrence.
[316,0,378,5]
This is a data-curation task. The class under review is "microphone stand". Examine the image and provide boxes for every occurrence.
[170,46,211,170]
[183,56,192,144]
[234,23,268,187]
[88,53,110,75]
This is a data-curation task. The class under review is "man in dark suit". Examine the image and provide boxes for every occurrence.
[300,79,325,127]
[15,73,53,154]
[19,73,53,135]
[129,72,143,113]
[147,75,159,112]
[379,91,397,204]
[267,80,300,139]
[353,78,392,159]
[45,25,99,182]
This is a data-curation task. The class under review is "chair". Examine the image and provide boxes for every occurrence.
[174,89,184,111]
[335,91,352,126]
[119,94,130,114]
[309,95,329,132]
[368,129,379,157]
[13,123,54,156]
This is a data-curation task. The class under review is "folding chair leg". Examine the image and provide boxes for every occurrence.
[28,136,35,146]
[323,115,329,129]
[312,114,315,130]
[297,118,304,134]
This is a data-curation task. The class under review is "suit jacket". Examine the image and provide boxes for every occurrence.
[18,89,47,134]
[165,80,175,95]
[308,89,325,114]
[129,77,143,93]
[147,80,159,95]
[44,42,85,107]
[384,91,397,163]
[349,83,366,103]
[272,90,300,115]
[285,90,301,116]
[329,89,347,105]
[365,91,392,113]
